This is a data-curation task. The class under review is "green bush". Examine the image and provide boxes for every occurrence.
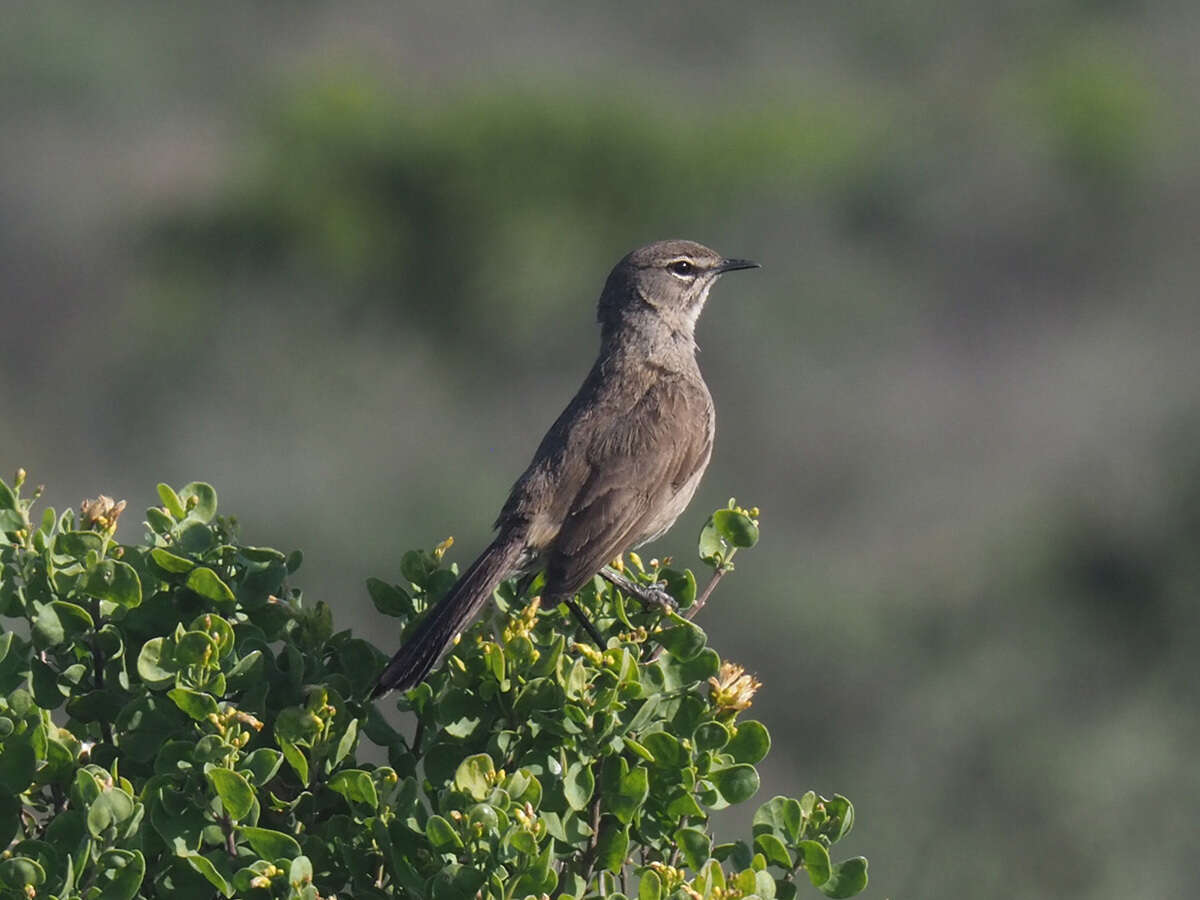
[0,472,866,900]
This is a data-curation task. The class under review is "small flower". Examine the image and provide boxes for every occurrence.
[233,710,264,731]
[433,536,454,561]
[503,597,541,642]
[708,661,762,713]
[570,642,604,664]
[79,495,127,534]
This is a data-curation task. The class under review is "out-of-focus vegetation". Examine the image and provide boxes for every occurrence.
[3,3,1199,899]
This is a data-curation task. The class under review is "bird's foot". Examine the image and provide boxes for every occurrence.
[601,567,677,615]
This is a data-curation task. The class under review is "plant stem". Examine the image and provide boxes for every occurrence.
[221,813,237,857]
[684,565,729,621]
[89,596,114,745]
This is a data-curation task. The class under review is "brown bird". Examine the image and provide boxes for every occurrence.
[372,239,757,696]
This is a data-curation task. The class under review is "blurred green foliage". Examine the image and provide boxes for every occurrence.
[0,474,865,899]
[147,75,880,352]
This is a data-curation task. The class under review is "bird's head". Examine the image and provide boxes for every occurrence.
[598,239,758,343]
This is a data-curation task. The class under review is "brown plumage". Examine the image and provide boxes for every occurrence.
[372,240,757,696]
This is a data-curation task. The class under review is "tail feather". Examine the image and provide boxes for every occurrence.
[372,536,524,697]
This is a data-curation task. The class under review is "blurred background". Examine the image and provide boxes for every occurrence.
[4,2,1199,897]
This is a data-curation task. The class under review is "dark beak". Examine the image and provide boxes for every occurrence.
[715,257,760,274]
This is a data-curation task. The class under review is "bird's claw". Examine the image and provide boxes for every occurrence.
[642,581,678,614]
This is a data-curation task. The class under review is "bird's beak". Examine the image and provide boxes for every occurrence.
[715,258,760,274]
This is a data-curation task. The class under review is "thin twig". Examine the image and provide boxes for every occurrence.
[89,597,114,745]
[569,759,605,891]
[684,567,727,621]
[221,813,237,857]
[411,717,425,757]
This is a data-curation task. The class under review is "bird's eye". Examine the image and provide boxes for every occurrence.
[668,260,695,277]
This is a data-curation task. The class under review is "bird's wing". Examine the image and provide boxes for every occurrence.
[543,375,711,595]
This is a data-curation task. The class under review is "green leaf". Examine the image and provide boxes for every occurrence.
[225,649,264,686]
[188,613,235,657]
[656,618,706,660]
[607,765,648,824]
[0,796,20,853]
[50,600,93,638]
[207,767,254,820]
[642,731,684,768]
[333,717,359,766]
[0,508,23,533]
[176,521,215,554]
[288,854,312,886]
[239,826,301,861]
[754,832,793,869]
[713,508,759,548]
[85,558,142,608]
[820,794,855,842]
[425,814,463,850]
[797,840,832,886]
[30,658,64,709]
[710,764,760,805]
[179,482,218,523]
[726,720,771,764]
[279,739,308,784]
[174,630,218,667]
[638,868,662,900]
[623,737,653,763]
[157,483,187,520]
[753,795,803,844]
[756,868,779,899]
[274,707,322,744]
[0,857,45,890]
[595,822,630,874]
[563,760,594,812]
[694,721,730,752]
[237,749,283,787]
[454,753,495,801]
[150,547,194,573]
[666,791,705,818]
[0,735,36,793]
[674,827,711,870]
[185,851,233,897]
[87,787,136,838]
[31,602,64,647]
[659,567,697,608]
[697,516,727,566]
[168,687,219,720]
[92,849,146,900]
[185,567,235,605]
[53,530,103,560]
[400,549,437,587]
[328,769,379,810]
[366,578,412,617]
[429,862,488,900]
[136,637,176,686]
[145,507,173,535]
[817,858,869,898]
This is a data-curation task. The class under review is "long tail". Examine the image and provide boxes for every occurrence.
[372,536,524,697]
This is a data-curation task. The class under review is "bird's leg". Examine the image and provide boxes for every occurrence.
[600,566,677,614]
[557,596,605,647]
[514,571,539,600]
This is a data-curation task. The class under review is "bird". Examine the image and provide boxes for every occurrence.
[372,239,758,697]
